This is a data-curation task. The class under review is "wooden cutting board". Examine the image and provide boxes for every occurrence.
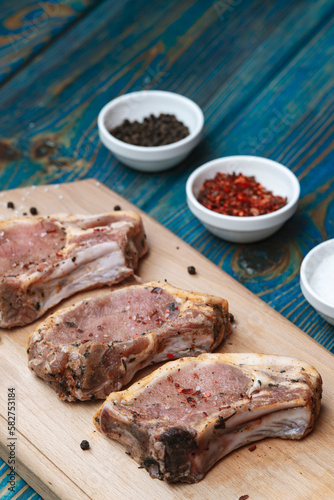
[0,179,333,500]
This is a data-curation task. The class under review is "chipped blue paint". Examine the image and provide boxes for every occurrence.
[0,0,333,497]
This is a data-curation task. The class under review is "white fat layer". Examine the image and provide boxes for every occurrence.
[193,406,311,477]
[39,245,129,313]
[150,334,213,364]
[201,398,307,434]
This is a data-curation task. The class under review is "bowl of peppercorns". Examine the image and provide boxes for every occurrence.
[98,90,204,172]
[186,156,300,243]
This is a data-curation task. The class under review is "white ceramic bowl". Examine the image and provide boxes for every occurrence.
[98,90,204,172]
[300,239,334,325]
[186,156,300,243]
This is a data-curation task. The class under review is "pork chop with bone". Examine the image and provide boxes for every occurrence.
[0,212,147,328]
[95,352,322,483]
[27,282,231,401]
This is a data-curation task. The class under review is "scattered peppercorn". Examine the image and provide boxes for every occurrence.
[30,207,38,215]
[7,201,14,209]
[229,312,234,323]
[23,212,27,216]
[80,440,90,450]
[114,205,121,211]
[198,172,287,216]
[109,113,190,147]
[187,266,196,275]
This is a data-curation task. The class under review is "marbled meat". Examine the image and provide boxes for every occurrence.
[27,282,231,401]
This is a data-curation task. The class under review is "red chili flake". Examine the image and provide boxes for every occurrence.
[56,253,62,258]
[248,444,257,452]
[179,388,193,394]
[167,353,174,359]
[174,382,180,388]
[193,373,199,379]
[203,392,211,398]
[198,172,287,217]
[203,411,208,417]
[178,369,180,372]
[167,375,174,383]
[239,496,249,500]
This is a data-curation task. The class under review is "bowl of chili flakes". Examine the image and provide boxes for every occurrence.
[186,156,300,243]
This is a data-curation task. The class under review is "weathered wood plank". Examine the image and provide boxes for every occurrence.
[0,0,101,83]
[0,180,333,500]
[1,2,334,498]
[145,18,334,350]
[0,0,333,352]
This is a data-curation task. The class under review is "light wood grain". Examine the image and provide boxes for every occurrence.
[0,179,333,500]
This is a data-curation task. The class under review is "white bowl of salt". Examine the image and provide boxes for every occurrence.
[300,239,334,325]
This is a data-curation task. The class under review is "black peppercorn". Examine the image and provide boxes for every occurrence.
[80,440,90,450]
[114,205,121,211]
[7,201,14,209]
[30,207,38,215]
[109,113,189,147]
[187,266,196,275]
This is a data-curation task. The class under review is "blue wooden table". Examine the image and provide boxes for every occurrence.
[0,1,333,498]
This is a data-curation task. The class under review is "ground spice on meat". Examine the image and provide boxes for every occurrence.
[109,113,189,147]
[198,172,287,216]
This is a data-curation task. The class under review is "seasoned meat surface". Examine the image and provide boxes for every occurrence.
[27,282,231,401]
[0,212,147,327]
[95,353,322,483]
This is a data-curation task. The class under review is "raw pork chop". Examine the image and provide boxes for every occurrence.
[0,212,147,327]
[27,282,231,401]
[95,353,322,483]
